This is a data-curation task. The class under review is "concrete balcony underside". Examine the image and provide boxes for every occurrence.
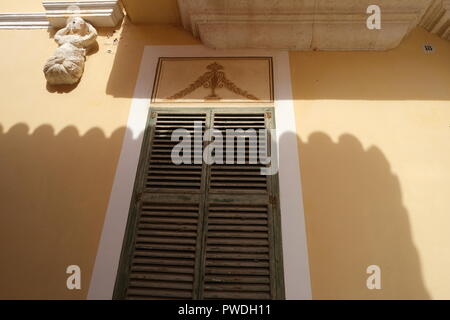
[177,0,449,50]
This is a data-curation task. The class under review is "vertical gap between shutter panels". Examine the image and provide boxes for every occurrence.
[194,110,212,300]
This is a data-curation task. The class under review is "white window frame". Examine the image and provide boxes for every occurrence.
[87,45,312,300]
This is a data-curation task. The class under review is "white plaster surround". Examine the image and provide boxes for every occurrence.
[178,0,436,50]
[0,0,123,29]
[88,45,312,300]
[43,0,124,28]
[0,13,49,29]
[420,0,450,41]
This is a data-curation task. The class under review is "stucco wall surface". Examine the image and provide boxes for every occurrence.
[0,15,449,299]
[291,27,450,299]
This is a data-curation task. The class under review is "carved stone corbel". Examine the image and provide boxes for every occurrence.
[43,17,97,85]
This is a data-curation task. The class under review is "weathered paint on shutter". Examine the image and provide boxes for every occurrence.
[209,112,268,193]
[114,110,210,299]
[145,112,206,192]
[197,109,285,300]
[114,108,284,300]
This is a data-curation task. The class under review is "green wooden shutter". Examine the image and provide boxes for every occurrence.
[114,108,284,300]
[198,109,284,299]
[114,110,210,299]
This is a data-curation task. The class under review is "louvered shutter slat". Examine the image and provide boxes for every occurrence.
[146,113,205,191]
[126,202,200,299]
[209,112,268,193]
[202,203,273,299]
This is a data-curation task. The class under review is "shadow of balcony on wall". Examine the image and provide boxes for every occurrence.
[294,131,430,299]
[0,123,431,299]
[0,123,136,299]
[104,22,450,102]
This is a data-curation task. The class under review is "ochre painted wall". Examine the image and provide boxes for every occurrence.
[0,0,44,12]
[0,9,449,299]
[0,19,198,299]
[291,27,450,299]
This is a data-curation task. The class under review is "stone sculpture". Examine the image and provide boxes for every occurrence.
[43,17,97,85]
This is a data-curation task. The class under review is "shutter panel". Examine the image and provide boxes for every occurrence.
[199,109,284,300]
[126,194,201,299]
[114,110,209,300]
[202,198,273,299]
[115,108,284,300]
[146,112,206,191]
[209,113,268,193]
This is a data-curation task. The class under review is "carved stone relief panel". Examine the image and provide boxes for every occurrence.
[152,57,273,104]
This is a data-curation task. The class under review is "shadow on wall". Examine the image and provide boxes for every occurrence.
[0,122,430,299]
[102,24,450,101]
[0,123,137,299]
[105,18,200,99]
[295,132,430,299]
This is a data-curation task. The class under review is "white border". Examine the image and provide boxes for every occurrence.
[0,13,49,29]
[88,45,312,300]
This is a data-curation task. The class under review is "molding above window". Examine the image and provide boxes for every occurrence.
[0,0,123,29]
[42,0,124,28]
[177,0,436,50]
[0,13,49,29]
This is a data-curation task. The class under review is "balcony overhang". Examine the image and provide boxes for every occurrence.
[177,0,445,51]
[420,0,450,41]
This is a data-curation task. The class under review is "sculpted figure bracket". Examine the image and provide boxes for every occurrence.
[43,17,98,86]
